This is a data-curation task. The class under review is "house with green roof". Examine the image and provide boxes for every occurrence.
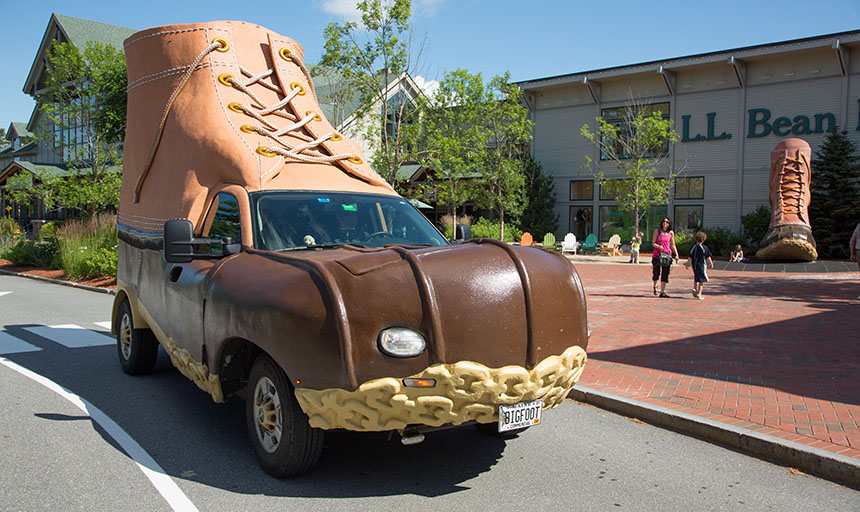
[0,13,135,230]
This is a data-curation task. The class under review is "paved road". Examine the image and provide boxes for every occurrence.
[1,274,858,511]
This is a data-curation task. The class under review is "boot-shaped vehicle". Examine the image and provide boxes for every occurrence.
[112,20,589,477]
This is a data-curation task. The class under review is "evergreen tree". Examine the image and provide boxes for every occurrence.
[810,128,860,258]
[516,155,558,237]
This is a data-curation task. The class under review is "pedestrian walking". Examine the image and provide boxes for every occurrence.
[629,232,643,264]
[684,231,714,300]
[850,220,860,299]
[651,218,680,298]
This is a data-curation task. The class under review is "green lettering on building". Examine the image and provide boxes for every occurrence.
[813,113,835,133]
[682,113,729,142]
[748,108,772,138]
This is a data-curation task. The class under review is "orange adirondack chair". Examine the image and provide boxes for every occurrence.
[520,232,534,246]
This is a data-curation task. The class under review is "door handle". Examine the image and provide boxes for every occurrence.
[168,265,183,283]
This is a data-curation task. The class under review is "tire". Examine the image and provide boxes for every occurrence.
[475,421,528,437]
[116,299,159,375]
[246,355,324,477]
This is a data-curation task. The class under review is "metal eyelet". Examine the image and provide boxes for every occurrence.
[305,111,322,122]
[240,125,258,134]
[213,38,230,52]
[228,102,244,114]
[257,147,277,158]
[290,82,306,96]
[329,133,342,142]
[279,47,293,62]
[218,73,234,87]
[347,156,363,165]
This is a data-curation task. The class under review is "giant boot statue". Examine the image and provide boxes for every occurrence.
[118,20,392,237]
[755,138,817,262]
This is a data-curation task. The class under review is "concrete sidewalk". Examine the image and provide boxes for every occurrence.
[568,259,860,487]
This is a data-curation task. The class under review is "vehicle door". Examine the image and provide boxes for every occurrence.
[161,192,242,361]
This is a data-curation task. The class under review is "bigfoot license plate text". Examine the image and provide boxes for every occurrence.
[498,400,542,432]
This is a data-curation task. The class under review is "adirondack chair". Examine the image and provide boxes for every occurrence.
[581,233,598,254]
[542,232,556,250]
[599,234,622,256]
[520,232,534,246]
[561,233,577,255]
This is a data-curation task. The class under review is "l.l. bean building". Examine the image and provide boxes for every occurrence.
[517,30,860,243]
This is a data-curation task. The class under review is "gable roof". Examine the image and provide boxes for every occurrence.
[7,122,34,141]
[0,161,70,186]
[22,13,136,98]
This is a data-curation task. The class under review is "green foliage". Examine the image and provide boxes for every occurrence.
[580,100,680,238]
[470,217,521,243]
[741,205,771,251]
[9,40,126,218]
[320,0,414,185]
[702,227,744,256]
[39,221,64,242]
[1,239,59,268]
[810,128,860,258]
[516,155,558,237]
[55,214,117,279]
[674,230,693,257]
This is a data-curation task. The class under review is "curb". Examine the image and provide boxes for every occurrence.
[0,268,117,296]
[569,385,860,489]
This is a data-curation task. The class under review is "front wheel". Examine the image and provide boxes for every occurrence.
[116,299,159,375]
[246,355,324,477]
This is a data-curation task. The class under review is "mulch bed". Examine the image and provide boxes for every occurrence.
[0,259,117,290]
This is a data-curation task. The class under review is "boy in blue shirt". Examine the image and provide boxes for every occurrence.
[684,231,714,300]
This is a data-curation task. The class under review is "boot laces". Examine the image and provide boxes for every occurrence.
[775,151,808,218]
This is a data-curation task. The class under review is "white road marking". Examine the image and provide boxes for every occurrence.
[23,324,113,348]
[93,321,112,330]
[0,357,199,512]
[0,291,11,297]
[0,331,41,355]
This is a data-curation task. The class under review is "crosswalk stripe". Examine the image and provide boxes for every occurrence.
[93,321,112,330]
[0,331,42,355]
[23,324,114,348]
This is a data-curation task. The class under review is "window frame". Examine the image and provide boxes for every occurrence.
[569,180,594,201]
[674,176,705,200]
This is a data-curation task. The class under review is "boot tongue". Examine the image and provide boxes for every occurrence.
[266,33,392,190]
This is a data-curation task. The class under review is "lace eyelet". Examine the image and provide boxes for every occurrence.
[347,156,363,165]
[240,125,258,134]
[228,102,244,114]
[329,133,342,142]
[218,73,234,87]
[305,111,322,122]
[213,38,230,52]
[290,82,306,96]
[257,147,277,158]
[279,47,293,62]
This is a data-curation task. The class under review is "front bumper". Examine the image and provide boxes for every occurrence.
[294,345,587,431]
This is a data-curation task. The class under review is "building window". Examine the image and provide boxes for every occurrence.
[674,205,703,235]
[599,205,668,243]
[569,180,593,201]
[569,206,593,241]
[383,89,413,140]
[675,177,704,200]
[599,102,670,160]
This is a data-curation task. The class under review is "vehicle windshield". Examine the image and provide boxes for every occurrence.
[251,191,448,250]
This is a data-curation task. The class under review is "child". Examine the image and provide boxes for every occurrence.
[730,244,744,262]
[629,232,643,264]
[684,231,714,300]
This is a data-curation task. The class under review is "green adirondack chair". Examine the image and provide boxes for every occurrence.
[581,233,598,254]
[542,232,556,250]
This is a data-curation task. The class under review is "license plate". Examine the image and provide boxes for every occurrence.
[498,399,542,432]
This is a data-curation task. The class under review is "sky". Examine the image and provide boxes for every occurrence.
[1,0,859,128]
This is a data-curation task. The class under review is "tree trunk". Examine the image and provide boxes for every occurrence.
[499,208,505,241]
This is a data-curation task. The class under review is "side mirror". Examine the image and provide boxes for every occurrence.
[221,237,242,256]
[455,223,472,240]
[164,219,194,263]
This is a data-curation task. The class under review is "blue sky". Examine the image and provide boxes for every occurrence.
[2,0,858,128]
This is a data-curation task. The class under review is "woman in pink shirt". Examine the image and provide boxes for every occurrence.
[652,217,680,297]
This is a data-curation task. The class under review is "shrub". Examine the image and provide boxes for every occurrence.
[741,205,770,251]
[703,227,744,256]
[440,214,473,239]
[1,239,59,267]
[39,221,64,241]
[55,214,118,279]
[674,231,693,257]
[469,217,522,243]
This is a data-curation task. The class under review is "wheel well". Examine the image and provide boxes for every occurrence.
[218,338,264,398]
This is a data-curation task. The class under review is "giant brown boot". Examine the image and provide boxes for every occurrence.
[756,138,817,262]
[118,21,393,239]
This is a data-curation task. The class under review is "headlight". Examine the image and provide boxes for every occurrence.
[377,327,426,358]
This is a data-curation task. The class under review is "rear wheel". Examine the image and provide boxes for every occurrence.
[246,355,324,477]
[116,299,159,375]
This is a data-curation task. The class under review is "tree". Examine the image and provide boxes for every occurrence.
[320,0,426,186]
[809,128,860,258]
[516,154,558,237]
[475,73,533,240]
[6,40,126,217]
[580,98,680,238]
[407,69,486,227]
